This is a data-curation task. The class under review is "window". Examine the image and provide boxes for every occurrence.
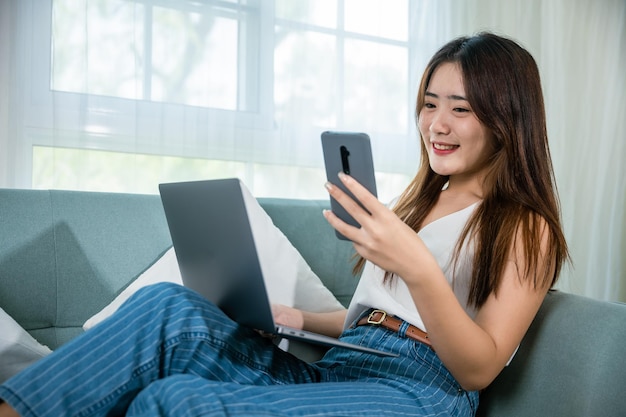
[51,0,262,112]
[274,0,410,134]
[25,0,416,200]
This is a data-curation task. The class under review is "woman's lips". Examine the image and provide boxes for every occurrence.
[432,142,459,154]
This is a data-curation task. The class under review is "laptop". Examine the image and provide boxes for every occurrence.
[158,178,396,357]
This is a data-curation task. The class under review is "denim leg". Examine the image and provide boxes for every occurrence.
[0,283,318,417]
[126,374,434,417]
[128,321,478,417]
[127,371,476,417]
[317,323,480,417]
[0,283,478,416]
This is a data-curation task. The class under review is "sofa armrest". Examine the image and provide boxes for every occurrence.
[477,291,626,417]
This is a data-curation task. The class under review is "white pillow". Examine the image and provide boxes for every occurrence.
[83,181,343,331]
[0,308,52,383]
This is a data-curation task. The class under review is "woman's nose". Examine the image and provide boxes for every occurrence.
[428,110,451,135]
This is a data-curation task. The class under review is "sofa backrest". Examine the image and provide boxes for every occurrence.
[0,189,173,349]
[0,189,354,350]
[477,290,626,417]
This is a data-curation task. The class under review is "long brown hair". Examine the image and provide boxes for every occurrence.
[354,33,569,308]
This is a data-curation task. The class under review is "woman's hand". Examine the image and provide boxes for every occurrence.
[323,173,437,282]
[272,305,347,338]
[271,304,304,329]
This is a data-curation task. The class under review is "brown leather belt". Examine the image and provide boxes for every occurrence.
[357,309,432,348]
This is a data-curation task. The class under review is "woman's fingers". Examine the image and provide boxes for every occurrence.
[271,304,304,329]
[336,172,381,215]
[322,207,356,240]
[325,173,381,223]
[323,172,389,243]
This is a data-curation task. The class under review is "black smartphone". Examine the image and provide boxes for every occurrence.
[321,131,377,240]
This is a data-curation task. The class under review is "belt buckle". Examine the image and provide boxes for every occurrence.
[367,309,387,325]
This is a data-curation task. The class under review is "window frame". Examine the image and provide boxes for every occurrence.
[17,0,424,189]
[25,0,274,155]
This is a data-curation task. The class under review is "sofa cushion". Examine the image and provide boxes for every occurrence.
[0,308,51,383]
[258,198,360,307]
[477,290,626,417]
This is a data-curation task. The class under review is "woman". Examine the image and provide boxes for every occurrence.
[0,32,568,417]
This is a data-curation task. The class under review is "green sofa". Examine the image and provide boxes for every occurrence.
[1,188,625,416]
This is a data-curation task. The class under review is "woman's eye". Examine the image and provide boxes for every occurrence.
[454,107,470,113]
[424,102,436,109]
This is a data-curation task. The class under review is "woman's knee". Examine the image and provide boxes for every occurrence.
[132,281,187,301]
[125,282,203,313]
[112,282,213,329]
[123,282,236,342]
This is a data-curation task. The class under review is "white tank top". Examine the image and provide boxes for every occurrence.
[344,202,479,331]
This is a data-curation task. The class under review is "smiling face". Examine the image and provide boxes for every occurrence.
[418,62,495,188]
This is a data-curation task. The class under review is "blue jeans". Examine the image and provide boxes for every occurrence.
[0,283,478,416]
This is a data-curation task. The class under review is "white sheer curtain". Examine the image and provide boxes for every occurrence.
[0,0,421,203]
[1,0,625,302]
[415,0,626,302]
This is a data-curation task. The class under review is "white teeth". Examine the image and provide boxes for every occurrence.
[433,143,457,150]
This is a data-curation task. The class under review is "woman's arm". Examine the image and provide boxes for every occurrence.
[272,305,347,338]
[324,173,553,391]
[401,227,552,390]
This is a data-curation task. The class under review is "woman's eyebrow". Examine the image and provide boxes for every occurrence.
[425,91,468,101]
